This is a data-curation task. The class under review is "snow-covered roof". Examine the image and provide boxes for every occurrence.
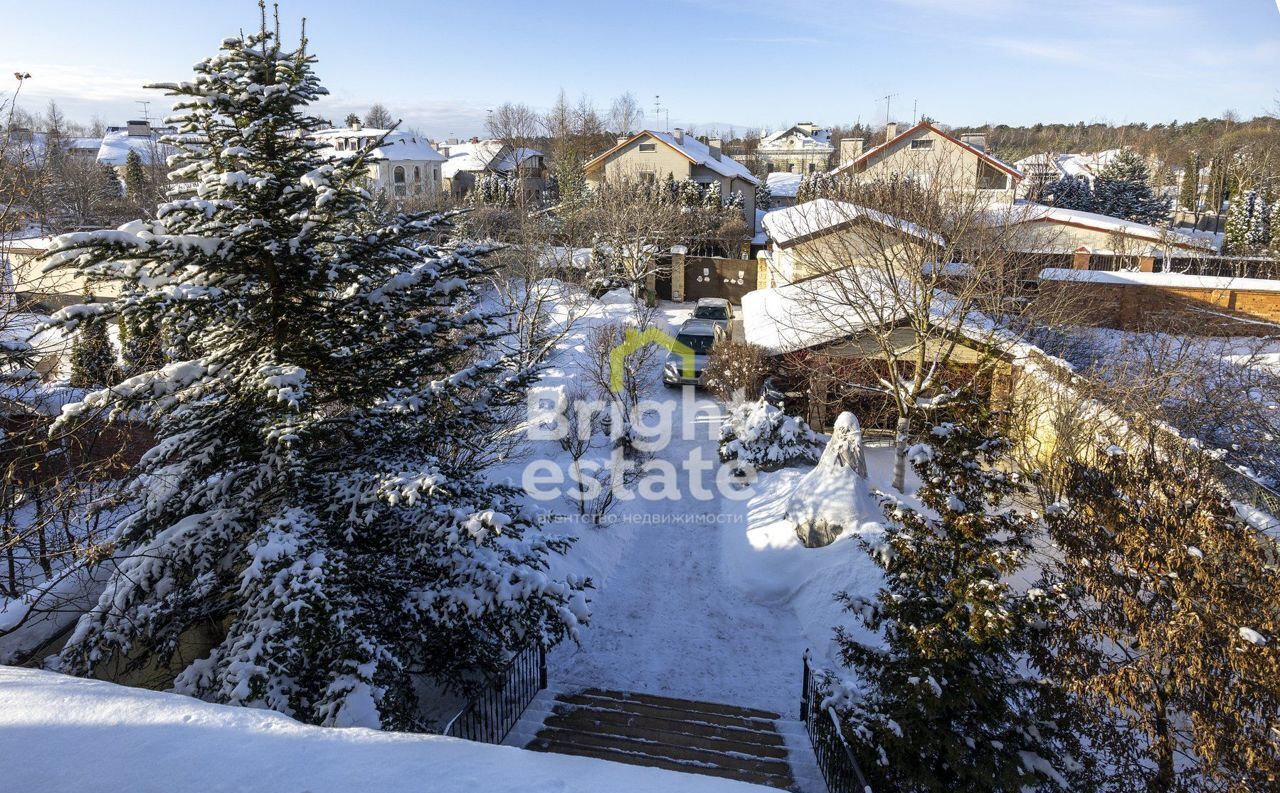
[833,121,1022,182]
[585,130,760,186]
[759,125,834,152]
[762,198,944,248]
[742,268,904,353]
[96,129,179,167]
[765,172,802,198]
[990,202,1217,251]
[312,128,445,163]
[440,140,541,178]
[1039,267,1280,294]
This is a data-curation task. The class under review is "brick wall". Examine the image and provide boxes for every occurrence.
[1038,280,1280,336]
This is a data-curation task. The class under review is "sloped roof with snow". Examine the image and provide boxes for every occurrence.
[832,121,1022,181]
[989,202,1217,251]
[441,140,541,178]
[759,125,834,152]
[96,129,179,166]
[585,130,760,185]
[765,172,802,198]
[312,128,445,163]
[1039,267,1280,293]
[762,198,944,248]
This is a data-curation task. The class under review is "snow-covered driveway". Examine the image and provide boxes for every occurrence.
[546,378,810,717]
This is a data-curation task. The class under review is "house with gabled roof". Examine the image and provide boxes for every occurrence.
[312,122,445,198]
[436,138,546,200]
[583,128,759,223]
[757,122,834,175]
[832,121,1022,204]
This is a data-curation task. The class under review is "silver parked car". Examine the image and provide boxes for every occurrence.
[691,297,734,339]
[663,319,722,387]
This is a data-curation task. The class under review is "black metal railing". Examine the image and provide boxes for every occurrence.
[442,644,547,744]
[802,651,872,793]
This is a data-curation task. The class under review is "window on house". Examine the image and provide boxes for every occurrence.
[808,163,816,173]
[911,139,933,149]
[393,166,406,184]
[977,161,1009,190]
[638,171,656,184]
[638,142,657,153]
[414,166,421,182]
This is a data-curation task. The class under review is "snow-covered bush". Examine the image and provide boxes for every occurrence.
[719,397,824,473]
[786,412,881,547]
[702,340,769,402]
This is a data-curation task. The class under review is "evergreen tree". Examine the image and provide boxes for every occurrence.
[1205,155,1227,214]
[123,149,149,207]
[832,405,1085,792]
[1043,174,1094,211]
[755,179,772,212]
[67,299,119,388]
[1092,149,1170,224]
[100,164,123,199]
[1034,447,1280,790]
[1178,152,1199,212]
[343,112,360,127]
[1248,192,1270,249]
[45,7,586,729]
[1223,188,1257,254]
[700,179,722,209]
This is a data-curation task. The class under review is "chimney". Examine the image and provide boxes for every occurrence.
[126,120,151,137]
[708,138,722,160]
[617,136,630,145]
[350,118,362,131]
[839,138,864,166]
[884,122,898,143]
[960,132,987,152]
[672,127,684,145]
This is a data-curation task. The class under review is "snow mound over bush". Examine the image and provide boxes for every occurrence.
[719,397,825,473]
[786,412,883,547]
[0,667,777,793]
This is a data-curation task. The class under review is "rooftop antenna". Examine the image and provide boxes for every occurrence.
[880,93,899,132]
[653,95,665,132]
[136,100,152,124]
[913,99,918,125]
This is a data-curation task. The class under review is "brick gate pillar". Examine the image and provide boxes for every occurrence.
[670,245,688,302]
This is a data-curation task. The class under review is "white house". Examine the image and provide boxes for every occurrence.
[756,122,834,174]
[312,123,445,197]
[96,121,179,173]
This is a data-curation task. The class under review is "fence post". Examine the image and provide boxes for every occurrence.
[670,245,688,302]
[800,649,811,722]
[538,646,548,690]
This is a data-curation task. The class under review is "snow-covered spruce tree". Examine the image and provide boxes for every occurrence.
[755,179,772,212]
[67,298,118,388]
[832,404,1086,791]
[1178,153,1199,213]
[1223,188,1257,254]
[1043,174,1094,212]
[1092,149,1170,224]
[43,12,586,729]
[1033,446,1280,791]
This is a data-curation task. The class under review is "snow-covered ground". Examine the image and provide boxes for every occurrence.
[0,666,779,793]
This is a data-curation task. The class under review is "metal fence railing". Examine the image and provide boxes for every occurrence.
[442,644,546,745]
[801,651,872,793]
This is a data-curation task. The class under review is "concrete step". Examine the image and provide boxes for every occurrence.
[528,736,796,790]
[524,688,802,791]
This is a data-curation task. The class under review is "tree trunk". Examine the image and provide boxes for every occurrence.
[891,413,912,492]
[1150,692,1175,793]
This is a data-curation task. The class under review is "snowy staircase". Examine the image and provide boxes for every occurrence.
[514,687,822,791]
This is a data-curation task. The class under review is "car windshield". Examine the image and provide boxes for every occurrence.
[676,333,715,355]
[694,305,729,321]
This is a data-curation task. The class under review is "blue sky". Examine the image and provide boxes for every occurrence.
[3,0,1278,138]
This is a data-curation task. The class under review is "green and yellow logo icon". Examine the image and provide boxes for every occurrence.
[610,327,696,392]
